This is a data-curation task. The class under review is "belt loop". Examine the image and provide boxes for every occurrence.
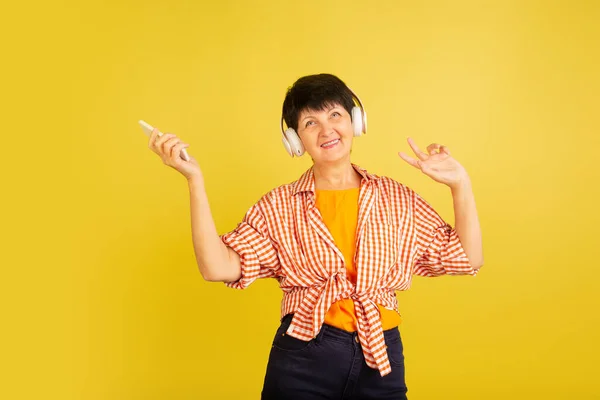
[279,313,293,334]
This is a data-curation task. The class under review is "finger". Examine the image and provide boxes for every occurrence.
[168,140,186,159]
[171,142,190,160]
[398,152,422,169]
[163,136,183,156]
[154,133,174,148]
[148,128,162,148]
[426,143,443,155]
[407,137,429,160]
[155,133,177,152]
[440,145,451,155]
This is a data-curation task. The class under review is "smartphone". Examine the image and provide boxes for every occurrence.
[139,120,190,162]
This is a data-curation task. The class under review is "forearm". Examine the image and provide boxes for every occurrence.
[451,177,484,268]
[187,177,242,282]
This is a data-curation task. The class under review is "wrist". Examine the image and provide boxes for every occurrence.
[187,174,204,188]
[450,175,472,193]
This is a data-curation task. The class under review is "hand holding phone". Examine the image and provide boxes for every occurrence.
[139,120,190,161]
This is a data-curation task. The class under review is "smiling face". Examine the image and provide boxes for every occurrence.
[296,102,354,165]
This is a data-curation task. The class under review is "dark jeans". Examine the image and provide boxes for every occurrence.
[261,314,408,400]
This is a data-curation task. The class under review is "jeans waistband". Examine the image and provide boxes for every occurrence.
[281,313,400,344]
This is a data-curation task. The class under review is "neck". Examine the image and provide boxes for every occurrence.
[313,160,361,190]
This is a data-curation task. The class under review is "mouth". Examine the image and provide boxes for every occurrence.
[320,138,340,149]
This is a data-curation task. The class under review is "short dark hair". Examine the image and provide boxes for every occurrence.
[282,73,355,132]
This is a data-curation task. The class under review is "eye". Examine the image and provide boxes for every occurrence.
[331,111,341,117]
[305,120,315,127]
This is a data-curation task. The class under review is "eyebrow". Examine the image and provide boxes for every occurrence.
[301,105,340,122]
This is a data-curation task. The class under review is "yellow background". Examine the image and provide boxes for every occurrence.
[2,0,599,399]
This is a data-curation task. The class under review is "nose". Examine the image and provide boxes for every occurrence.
[319,120,335,137]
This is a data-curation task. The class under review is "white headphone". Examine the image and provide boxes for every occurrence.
[280,88,368,157]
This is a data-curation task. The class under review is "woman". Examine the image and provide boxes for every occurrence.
[148,73,484,399]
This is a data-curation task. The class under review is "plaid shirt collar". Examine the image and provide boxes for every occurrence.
[291,163,379,196]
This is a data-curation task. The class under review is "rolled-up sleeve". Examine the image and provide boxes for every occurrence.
[220,200,280,289]
[412,191,478,277]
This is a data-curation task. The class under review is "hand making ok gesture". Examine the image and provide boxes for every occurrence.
[398,137,470,190]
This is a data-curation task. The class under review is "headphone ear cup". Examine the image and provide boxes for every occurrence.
[282,135,294,157]
[284,128,305,157]
[362,109,367,134]
[352,106,363,137]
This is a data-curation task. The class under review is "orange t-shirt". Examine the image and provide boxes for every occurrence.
[315,187,402,332]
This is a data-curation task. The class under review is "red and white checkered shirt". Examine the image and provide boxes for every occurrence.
[220,164,478,376]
